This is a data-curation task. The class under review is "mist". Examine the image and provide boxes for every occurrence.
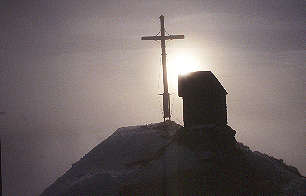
[1,0,305,195]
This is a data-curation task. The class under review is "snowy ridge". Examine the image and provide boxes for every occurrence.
[41,121,182,196]
[41,122,306,196]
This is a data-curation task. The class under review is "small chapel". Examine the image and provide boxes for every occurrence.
[141,15,228,127]
[178,71,227,128]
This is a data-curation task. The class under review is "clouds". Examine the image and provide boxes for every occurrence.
[1,0,304,56]
[1,1,305,195]
[1,0,305,143]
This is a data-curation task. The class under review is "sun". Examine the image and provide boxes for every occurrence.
[168,52,200,76]
[166,52,203,92]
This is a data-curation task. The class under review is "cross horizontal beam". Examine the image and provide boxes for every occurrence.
[141,35,184,41]
[141,15,184,122]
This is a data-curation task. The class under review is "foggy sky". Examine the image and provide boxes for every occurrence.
[1,0,305,195]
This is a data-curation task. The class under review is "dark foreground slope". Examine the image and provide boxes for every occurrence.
[41,121,306,196]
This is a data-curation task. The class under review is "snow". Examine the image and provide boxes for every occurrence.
[41,122,183,196]
[41,122,306,196]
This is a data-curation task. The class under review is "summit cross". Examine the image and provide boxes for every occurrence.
[141,15,184,122]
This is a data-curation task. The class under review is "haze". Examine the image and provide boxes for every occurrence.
[0,0,305,195]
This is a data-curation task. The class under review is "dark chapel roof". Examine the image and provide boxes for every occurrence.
[178,71,227,97]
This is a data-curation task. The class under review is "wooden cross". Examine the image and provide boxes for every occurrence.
[141,15,184,122]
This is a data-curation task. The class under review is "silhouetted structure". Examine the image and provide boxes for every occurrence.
[178,71,227,127]
[141,15,184,122]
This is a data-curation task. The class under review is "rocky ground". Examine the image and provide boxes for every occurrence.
[41,121,306,196]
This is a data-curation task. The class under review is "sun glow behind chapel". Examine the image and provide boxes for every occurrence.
[167,51,208,92]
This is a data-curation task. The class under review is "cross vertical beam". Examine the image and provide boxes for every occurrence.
[141,15,184,122]
[160,15,170,122]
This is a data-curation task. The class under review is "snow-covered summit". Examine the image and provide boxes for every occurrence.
[41,121,306,196]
